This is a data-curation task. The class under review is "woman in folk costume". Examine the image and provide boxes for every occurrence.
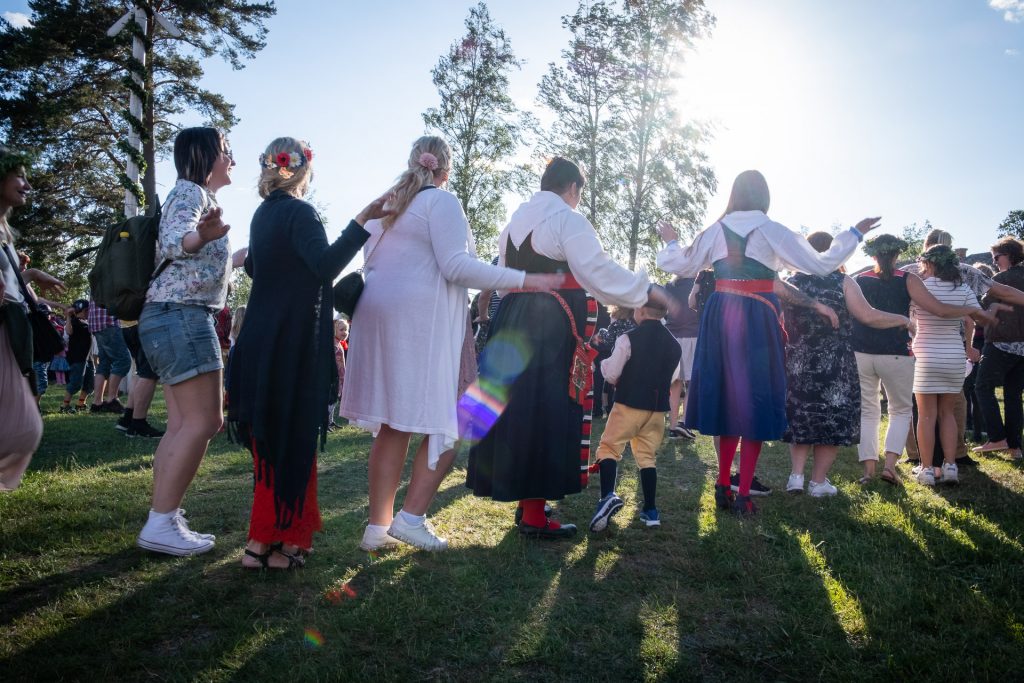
[340,136,563,553]
[656,170,880,515]
[466,157,674,538]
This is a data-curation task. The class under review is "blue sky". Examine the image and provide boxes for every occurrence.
[3,0,1022,272]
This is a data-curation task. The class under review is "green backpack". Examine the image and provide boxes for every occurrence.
[88,201,169,321]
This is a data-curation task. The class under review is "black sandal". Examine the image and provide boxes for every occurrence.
[243,547,305,570]
[271,541,312,559]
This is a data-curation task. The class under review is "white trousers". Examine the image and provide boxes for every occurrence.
[856,352,915,462]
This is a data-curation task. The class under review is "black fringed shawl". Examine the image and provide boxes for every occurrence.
[227,191,369,529]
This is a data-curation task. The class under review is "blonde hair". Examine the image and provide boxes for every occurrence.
[722,170,770,218]
[258,137,313,199]
[382,136,451,229]
[230,305,247,342]
[609,306,634,320]
[924,228,953,248]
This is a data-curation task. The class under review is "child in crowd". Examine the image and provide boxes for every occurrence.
[61,299,94,413]
[589,300,682,530]
[328,317,349,428]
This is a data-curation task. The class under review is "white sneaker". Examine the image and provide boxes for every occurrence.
[388,515,448,552]
[176,509,215,541]
[786,474,805,494]
[359,524,403,552]
[137,515,215,556]
[808,478,838,497]
[941,462,959,485]
[913,466,936,486]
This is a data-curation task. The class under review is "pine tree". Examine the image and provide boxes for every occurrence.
[0,1,274,294]
[423,2,535,259]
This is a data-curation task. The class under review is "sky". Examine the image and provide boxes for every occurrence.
[2,0,1023,274]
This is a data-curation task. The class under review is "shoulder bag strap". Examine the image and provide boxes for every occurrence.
[3,242,39,309]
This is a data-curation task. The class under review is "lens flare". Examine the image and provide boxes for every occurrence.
[304,628,324,648]
[458,330,533,441]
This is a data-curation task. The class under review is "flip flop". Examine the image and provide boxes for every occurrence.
[857,475,872,485]
[880,468,900,485]
[972,443,1008,453]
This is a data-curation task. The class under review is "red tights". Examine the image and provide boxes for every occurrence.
[518,499,562,529]
[718,435,762,497]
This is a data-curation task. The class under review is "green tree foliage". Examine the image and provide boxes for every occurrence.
[0,0,274,295]
[997,210,1024,240]
[423,2,536,259]
[899,220,931,259]
[537,0,717,272]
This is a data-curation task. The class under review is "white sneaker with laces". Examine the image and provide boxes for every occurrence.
[914,466,936,486]
[941,462,959,485]
[388,516,448,552]
[786,473,805,494]
[359,524,403,552]
[808,478,838,497]
[176,509,215,541]
[137,515,215,556]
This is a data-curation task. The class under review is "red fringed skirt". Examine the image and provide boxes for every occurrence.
[248,441,322,550]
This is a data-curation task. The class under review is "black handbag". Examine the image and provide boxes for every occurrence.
[3,244,66,361]
[332,271,364,318]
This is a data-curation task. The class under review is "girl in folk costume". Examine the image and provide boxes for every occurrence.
[228,137,390,569]
[656,170,880,515]
[466,158,674,538]
[341,136,563,553]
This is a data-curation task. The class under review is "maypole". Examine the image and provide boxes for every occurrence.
[107,2,181,218]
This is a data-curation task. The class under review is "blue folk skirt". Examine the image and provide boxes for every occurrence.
[684,290,788,440]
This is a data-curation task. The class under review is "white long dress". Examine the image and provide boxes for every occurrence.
[911,277,980,394]
[340,188,526,468]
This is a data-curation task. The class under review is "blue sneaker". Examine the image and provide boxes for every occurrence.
[639,508,661,527]
[589,493,624,532]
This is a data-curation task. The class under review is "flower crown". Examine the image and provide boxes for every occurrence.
[918,245,959,270]
[0,149,33,178]
[863,234,908,258]
[260,144,314,180]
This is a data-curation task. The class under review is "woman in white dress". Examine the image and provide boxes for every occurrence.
[340,136,563,552]
[911,245,991,486]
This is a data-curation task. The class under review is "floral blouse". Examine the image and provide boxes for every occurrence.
[146,178,230,311]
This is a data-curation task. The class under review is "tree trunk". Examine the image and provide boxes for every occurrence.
[142,10,158,214]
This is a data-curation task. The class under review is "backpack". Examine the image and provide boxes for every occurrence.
[88,201,168,321]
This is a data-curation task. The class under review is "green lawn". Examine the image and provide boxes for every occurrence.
[2,392,1023,681]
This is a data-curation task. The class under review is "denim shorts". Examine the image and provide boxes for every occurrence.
[138,302,222,386]
[94,326,132,377]
[32,360,49,395]
[67,359,95,395]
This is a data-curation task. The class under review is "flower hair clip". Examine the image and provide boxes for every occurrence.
[260,144,314,179]
[418,152,438,171]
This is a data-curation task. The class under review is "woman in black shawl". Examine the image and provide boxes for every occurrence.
[228,137,388,569]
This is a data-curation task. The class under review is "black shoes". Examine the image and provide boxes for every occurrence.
[519,521,578,539]
[730,473,772,496]
[127,420,165,438]
[732,495,757,517]
[714,483,734,510]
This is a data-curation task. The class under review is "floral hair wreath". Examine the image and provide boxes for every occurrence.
[260,143,314,180]
[918,244,960,270]
[863,234,908,257]
[0,148,33,178]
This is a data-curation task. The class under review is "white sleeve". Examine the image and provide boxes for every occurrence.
[427,193,526,290]
[600,334,631,385]
[560,216,649,308]
[656,225,717,278]
[765,222,863,276]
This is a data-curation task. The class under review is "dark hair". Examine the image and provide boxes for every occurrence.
[642,301,668,317]
[806,231,833,254]
[540,157,586,194]
[173,127,223,186]
[991,237,1024,266]
[722,170,770,217]
[920,244,962,286]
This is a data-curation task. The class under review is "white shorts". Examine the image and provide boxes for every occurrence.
[676,336,697,382]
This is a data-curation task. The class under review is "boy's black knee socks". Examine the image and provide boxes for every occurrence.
[599,458,618,498]
[640,467,657,510]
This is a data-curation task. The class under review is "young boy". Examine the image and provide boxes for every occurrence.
[590,301,681,530]
[61,299,94,413]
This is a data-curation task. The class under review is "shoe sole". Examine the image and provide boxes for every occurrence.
[809,491,837,498]
[589,498,624,532]
[136,536,215,556]
[787,488,804,495]
[731,485,771,497]
[115,424,129,432]
[641,519,661,527]
[386,527,448,552]
[358,540,402,552]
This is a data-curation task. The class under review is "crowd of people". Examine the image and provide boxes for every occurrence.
[2,134,1022,568]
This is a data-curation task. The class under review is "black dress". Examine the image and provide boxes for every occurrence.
[781,271,861,446]
[227,191,369,528]
[466,234,592,502]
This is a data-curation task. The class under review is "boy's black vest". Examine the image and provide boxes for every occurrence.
[614,320,682,412]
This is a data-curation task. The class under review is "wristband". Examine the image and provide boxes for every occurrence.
[849,226,864,242]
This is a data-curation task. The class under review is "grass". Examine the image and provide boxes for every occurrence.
[2,391,1024,681]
